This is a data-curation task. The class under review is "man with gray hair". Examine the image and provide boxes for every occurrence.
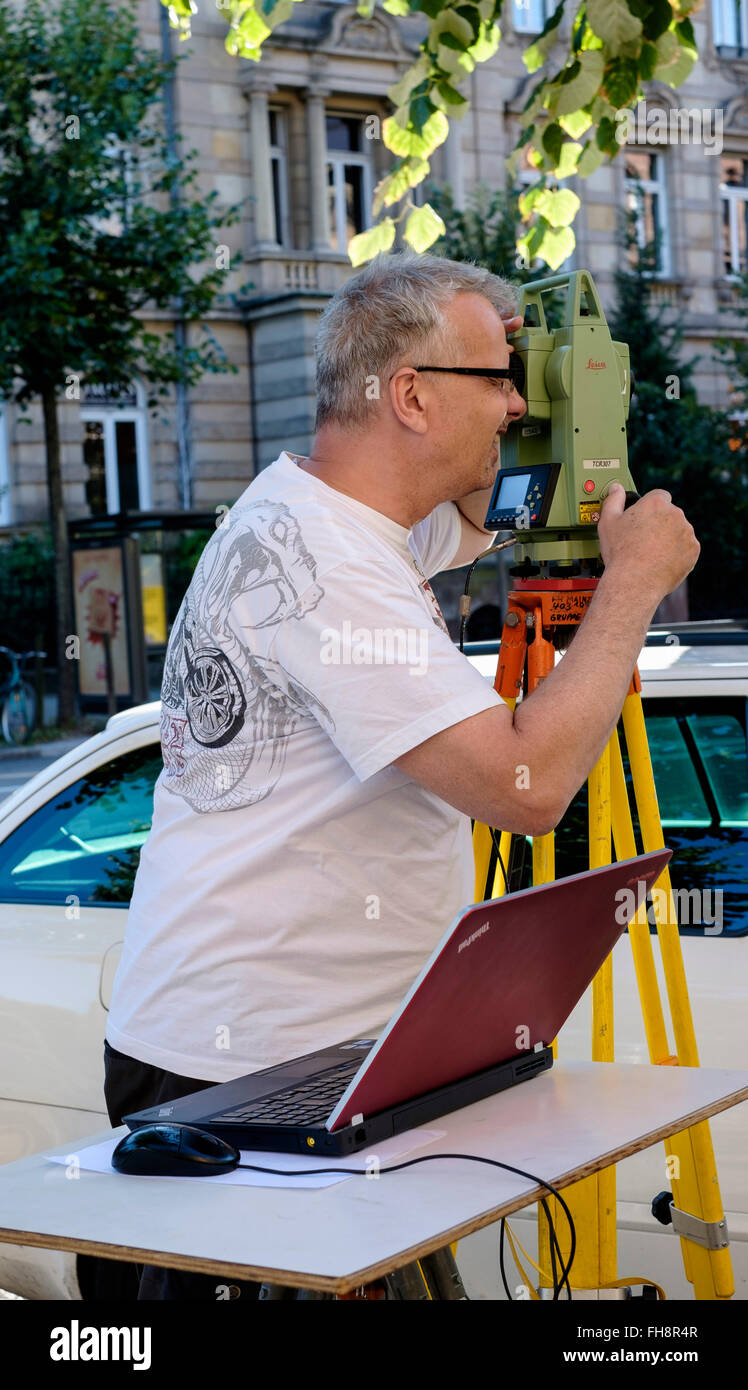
[101,251,699,1300]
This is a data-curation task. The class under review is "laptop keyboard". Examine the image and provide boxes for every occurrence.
[207,1058,362,1128]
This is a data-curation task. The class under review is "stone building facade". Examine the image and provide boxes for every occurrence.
[0,0,746,529]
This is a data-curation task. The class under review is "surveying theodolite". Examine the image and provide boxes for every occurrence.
[471,269,733,1301]
[485,267,637,566]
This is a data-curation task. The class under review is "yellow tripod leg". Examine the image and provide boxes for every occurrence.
[610,733,672,1064]
[538,741,617,1292]
[622,690,733,1300]
[589,741,616,1289]
[535,824,564,1291]
[473,695,517,903]
[610,731,693,1285]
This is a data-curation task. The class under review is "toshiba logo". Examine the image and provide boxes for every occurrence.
[458,920,491,953]
[586,358,606,369]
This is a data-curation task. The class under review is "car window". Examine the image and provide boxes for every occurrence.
[0,744,162,907]
[531,699,748,937]
[687,713,748,828]
[642,716,711,828]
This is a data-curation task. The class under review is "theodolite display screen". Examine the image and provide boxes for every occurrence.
[495,472,530,512]
[485,462,560,530]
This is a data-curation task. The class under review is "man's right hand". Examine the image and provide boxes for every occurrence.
[598,482,700,600]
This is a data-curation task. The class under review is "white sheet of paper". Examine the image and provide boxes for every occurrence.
[45,1128,447,1189]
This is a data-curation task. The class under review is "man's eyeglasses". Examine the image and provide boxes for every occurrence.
[414,363,525,397]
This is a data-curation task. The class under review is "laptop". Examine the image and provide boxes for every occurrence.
[124,849,671,1156]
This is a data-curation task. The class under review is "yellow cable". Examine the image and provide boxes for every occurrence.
[600,1275,667,1300]
[503,1223,667,1302]
[505,1222,551,1281]
[503,1224,541,1299]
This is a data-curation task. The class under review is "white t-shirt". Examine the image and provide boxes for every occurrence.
[106,450,503,1080]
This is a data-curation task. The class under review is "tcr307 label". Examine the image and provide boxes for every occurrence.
[583,458,621,469]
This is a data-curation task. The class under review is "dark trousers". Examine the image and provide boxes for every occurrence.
[77,1040,262,1301]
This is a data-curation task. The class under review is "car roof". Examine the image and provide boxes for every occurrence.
[464,634,748,696]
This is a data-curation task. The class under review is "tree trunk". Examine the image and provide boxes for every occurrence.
[41,383,77,726]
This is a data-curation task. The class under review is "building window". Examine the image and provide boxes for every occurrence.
[326,115,374,253]
[713,0,748,55]
[720,155,748,275]
[512,0,551,35]
[269,109,291,248]
[624,149,670,276]
[80,383,151,516]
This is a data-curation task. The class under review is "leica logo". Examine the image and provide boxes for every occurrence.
[586,358,606,369]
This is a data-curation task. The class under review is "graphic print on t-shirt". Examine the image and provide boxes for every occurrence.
[160,499,333,813]
[418,577,451,637]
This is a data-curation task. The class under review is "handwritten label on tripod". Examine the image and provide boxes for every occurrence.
[549,592,593,620]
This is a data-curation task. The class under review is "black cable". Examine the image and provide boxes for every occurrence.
[236,1150,577,1297]
[499,1218,512,1300]
[499,1200,571,1302]
[457,534,515,653]
[489,827,509,896]
[545,1198,572,1300]
[545,1198,558,1295]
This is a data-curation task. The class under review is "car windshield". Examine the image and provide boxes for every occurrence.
[0,744,162,906]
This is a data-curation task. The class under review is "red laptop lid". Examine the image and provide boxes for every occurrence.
[327,849,671,1131]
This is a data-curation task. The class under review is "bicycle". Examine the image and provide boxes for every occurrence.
[0,646,46,745]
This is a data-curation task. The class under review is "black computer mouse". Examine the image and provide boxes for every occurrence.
[112,1124,240,1177]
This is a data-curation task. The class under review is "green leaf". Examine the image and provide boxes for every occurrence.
[536,223,575,270]
[435,41,474,77]
[383,108,449,157]
[522,0,563,73]
[430,8,476,49]
[454,5,482,42]
[518,183,546,218]
[387,55,430,109]
[535,187,581,227]
[559,107,593,139]
[653,29,678,69]
[555,140,582,178]
[348,218,396,267]
[404,202,447,253]
[518,221,546,261]
[554,49,605,117]
[576,139,605,177]
[596,116,619,154]
[541,122,564,163]
[468,19,501,63]
[642,0,673,41]
[372,157,430,216]
[675,17,697,50]
[659,41,697,89]
[603,56,640,108]
[638,40,658,81]
[586,0,642,52]
[410,92,438,135]
[226,9,272,56]
[435,80,469,108]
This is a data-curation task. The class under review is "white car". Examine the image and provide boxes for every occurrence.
[0,626,746,1299]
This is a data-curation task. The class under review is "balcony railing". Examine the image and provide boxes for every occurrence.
[244,248,355,297]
